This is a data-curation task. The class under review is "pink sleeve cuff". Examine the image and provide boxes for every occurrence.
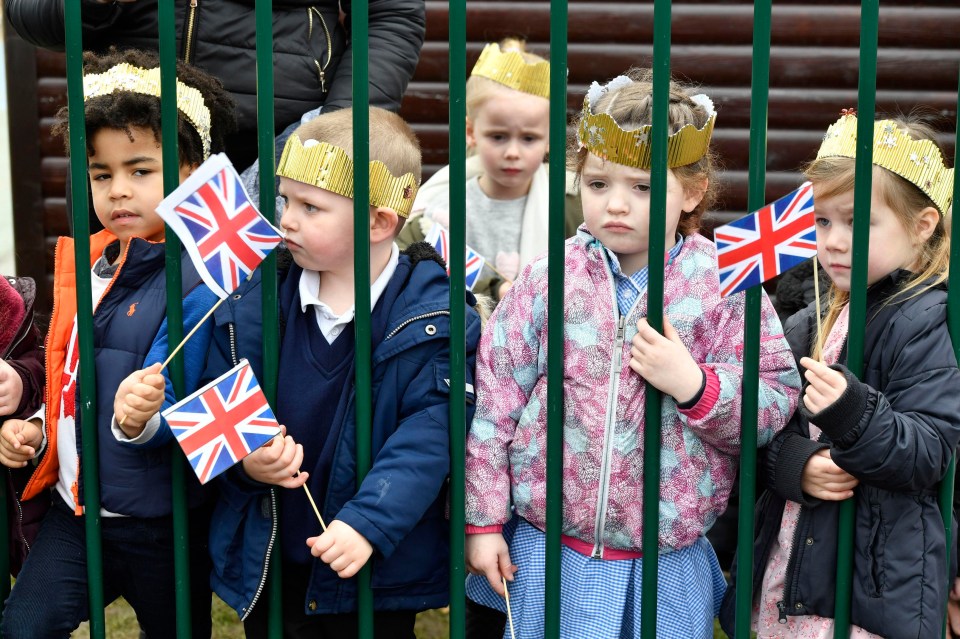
[466,525,503,535]
[678,366,720,420]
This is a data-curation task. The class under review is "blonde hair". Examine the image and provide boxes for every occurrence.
[805,116,951,360]
[293,107,421,233]
[466,38,548,119]
[567,67,720,236]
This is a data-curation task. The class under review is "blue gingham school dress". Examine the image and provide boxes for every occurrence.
[466,518,726,639]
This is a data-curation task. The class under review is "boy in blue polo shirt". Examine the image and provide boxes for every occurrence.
[205,106,481,638]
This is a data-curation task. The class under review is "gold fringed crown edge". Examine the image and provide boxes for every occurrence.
[576,76,716,170]
[470,43,551,100]
[83,62,213,160]
[816,113,954,216]
[276,134,420,218]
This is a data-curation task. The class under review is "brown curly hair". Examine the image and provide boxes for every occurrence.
[53,47,237,167]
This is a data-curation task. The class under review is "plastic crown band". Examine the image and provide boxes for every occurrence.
[470,43,551,100]
[83,62,213,160]
[816,113,954,216]
[276,134,420,218]
[576,75,716,170]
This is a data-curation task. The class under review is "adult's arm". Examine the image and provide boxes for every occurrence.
[4,0,122,51]
[325,0,426,112]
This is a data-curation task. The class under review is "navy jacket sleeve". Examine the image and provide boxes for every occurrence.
[810,304,960,493]
[324,0,426,113]
[335,309,479,558]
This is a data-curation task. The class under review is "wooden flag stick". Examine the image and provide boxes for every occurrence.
[118,295,227,427]
[813,256,824,361]
[303,483,327,532]
[503,577,517,639]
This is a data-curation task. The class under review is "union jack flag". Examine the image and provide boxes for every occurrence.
[155,153,283,298]
[162,360,280,484]
[424,222,487,291]
[714,182,817,297]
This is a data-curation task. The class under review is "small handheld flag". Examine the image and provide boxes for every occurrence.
[155,153,283,299]
[424,223,488,292]
[714,182,817,297]
[163,360,280,484]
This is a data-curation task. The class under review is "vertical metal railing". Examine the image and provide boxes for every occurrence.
[63,3,107,637]
[732,1,773,637]
[639,1,671,636]
[447,1,468,638]
[835,3,880,636]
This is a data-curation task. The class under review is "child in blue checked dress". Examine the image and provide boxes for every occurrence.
[463,69,801,639]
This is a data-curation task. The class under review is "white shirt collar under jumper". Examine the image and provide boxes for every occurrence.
[299,242,400,344]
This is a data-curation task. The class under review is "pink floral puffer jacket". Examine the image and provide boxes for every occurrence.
[465,229,801,556]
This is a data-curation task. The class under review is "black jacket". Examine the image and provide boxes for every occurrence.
[720,272,960,639]
[5,0,426,168]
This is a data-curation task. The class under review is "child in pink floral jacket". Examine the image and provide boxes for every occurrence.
[463,69,802,639]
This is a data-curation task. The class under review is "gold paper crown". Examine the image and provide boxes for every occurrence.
[576,77,716,169]
[276,134,420,218]
[817,113,954,216]
[83,62,213,159]
[470,43,550,100]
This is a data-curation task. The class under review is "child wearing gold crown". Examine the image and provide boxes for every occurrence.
[201,106,482,637]
[0,48,236,637]
[463,68,801,638]
[398,39,582,304]
[719,113,960,639]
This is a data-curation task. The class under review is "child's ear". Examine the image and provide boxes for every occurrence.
[914,205,940,244]
[465,116,476,149]
[682,177,709,213]
[179,162,200,181]
[370,206,400,242]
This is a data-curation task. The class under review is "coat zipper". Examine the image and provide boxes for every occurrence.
[592,315,626,558]
[384,310,449,341]
[307,7,333,93]
[184,0,199,64]
[7,469,30,556]
[228,322,279,621]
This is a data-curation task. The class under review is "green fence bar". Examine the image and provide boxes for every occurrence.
[351,1,374,636]
[639,1,671,636]
[63,2,107,637]
[447,1,468,638]
[250,0,283,635]
[733,1,773,637]
[940,64,960,639]
[835,2,880,636]
[543,4,569,638]
[156,1,195,636]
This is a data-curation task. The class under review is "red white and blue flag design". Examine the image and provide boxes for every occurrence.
[424,223,486,291]
[714,182,817,297]
[155,153,283,298]
[163,359,280,484]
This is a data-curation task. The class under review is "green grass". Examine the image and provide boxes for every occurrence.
[70,598,730,638]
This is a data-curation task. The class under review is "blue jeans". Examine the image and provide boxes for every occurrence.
[1,495,212,639]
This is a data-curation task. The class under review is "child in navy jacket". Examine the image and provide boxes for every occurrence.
[205,106,481,638]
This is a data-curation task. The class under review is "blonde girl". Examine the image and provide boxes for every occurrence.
[720,112,960,639]
[399,38,581,303]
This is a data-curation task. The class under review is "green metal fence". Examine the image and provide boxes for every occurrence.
[11,1,958,638]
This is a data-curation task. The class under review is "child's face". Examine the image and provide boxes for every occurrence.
[466,86,549,200]
[580,152,702,276]
[278,176,356,274]
[88,127,193,249]
[813,180,920,290]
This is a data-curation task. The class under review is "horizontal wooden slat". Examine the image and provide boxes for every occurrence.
[413,43,960,90]
[425,3,960,49]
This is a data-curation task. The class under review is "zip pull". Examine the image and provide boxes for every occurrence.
[614,317,626,368]
[777,601,787,624]
[314,60,327,93]
[190,0,198,7]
